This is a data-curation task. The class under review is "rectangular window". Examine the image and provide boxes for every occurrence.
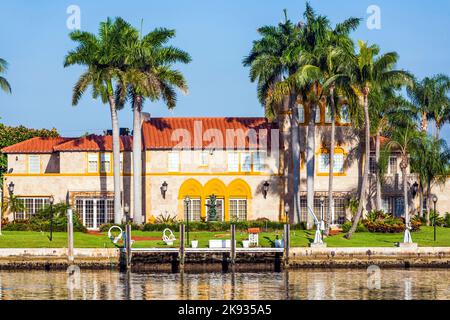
[240,153,252,172]
[333,153,345,173]
[200,151,209,167]
[298,105,305,123]
[389,156,398,175]
[75,197,114,229]
[184,198,201,222]
[315,108,322,123]
[28,155,40,174]
[100,153,111,173]
[168,152,180,172]
[88,153,99,173]
[340,105,350,123]
[325,105,332,123]
[394,197,404,217]
[227,152,240,172]
[15,197,50,220]
[369,156,377,174]
[229,199,247,221]
[253,152,266,172]
[318,153,330,173]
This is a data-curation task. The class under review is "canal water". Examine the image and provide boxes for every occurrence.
[0,268,449,300]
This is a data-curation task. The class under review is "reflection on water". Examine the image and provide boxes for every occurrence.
[0,268,449,300]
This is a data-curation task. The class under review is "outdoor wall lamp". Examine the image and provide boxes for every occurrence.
[262,181,270,199]
[411,182,419,199]
[8,182,14,195]
[160,181,168,199]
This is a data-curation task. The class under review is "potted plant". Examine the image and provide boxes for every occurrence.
[191,237,199,248]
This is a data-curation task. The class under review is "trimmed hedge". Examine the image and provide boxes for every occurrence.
[99,221,306,233]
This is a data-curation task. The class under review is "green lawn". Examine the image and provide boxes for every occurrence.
[0,227,449,248]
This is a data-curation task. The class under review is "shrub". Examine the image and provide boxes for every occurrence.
[363,216,421,234]
[99,223,143,232]
[3,203,87,232]
[342,220,367,233]
[429,210,446,227]
[444,213,450,228]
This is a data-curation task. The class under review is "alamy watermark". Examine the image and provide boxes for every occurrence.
[66,5,81,31]
[367,265,381,290]
[367,5,381,30]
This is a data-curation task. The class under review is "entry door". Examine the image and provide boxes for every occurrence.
[76,198,110,230]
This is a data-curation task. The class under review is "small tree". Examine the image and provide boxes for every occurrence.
[2,195,25,221]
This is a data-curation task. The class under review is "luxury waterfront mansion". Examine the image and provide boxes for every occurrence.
[2,111,450,230]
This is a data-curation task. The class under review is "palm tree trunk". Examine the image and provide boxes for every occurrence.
[426,182,431,226]
[375,130,382,211]
[346,92,370,239]
[306,103,316,229]
[418,181,424,219]
[290,93,301,224]
[421,112,428,133]
[279,96,292,223]
[108,96,122,224]
[402,160,409,226]
[133,95,143,225]
[327,87,336,229]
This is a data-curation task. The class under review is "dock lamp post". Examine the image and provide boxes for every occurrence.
[284,203,290,225]
[184,196,191,246]
[48,195,55,241]
[432,195,438,241]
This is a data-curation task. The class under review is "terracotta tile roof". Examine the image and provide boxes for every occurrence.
[1,137,74,154]
[54,135,133,152]
[142,117,277,150]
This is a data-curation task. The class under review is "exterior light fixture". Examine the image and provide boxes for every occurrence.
[161,181,168,199]
[284,203,290,224]
[48,195,55,242]
[8,182,14,195]
[262,181,270,199]
[433,195,438,241]
[411,182,419,199]
[184,196,191,245]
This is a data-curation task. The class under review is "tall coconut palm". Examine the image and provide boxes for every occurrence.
[384,122,422,243]
[407,74,450,137]
[0,58,11,94]
[116,25,191,224]
[369,87,413,211]
[344,41,413,239]
[64,18,131,224]
[410,136,450,225]
[243,10,301,223]
[268,3,360,228]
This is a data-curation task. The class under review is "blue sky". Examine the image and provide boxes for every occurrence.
[0,0,449,142]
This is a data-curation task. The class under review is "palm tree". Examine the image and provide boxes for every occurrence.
[410,136,450,225]
[268,3,360,228]
[2,195,25,220]
[64,18,130,224]
[384,122,422,243]
[243,10,300,223]
[344,41,412,239]
[116,25,191,224]
[0,58,11,94]
[369,87,413,210]
[407,74,450,137]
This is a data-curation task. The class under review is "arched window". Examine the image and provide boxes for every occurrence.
[297,104,305,123]
[340,104,350,124]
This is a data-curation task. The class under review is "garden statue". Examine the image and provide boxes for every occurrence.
[207,194,218,222]
[162,228,176,246]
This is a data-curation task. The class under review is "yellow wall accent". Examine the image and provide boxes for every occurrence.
[176,178,253,222]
